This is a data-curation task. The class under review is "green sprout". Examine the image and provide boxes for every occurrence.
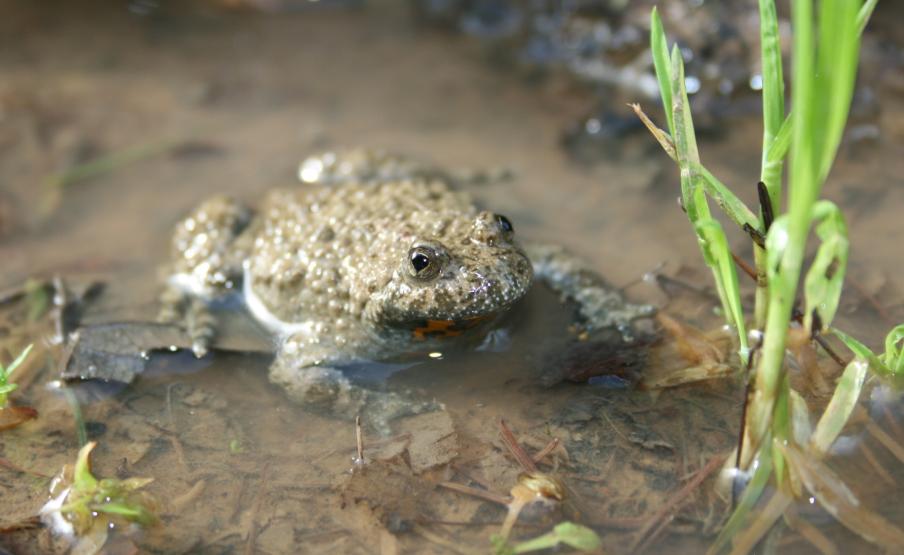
[57,442,157,535]
[0,343,33,408]
[492,522,602,555]
[637,0,901,551]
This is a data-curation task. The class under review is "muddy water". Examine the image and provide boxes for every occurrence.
[2,1,904,554]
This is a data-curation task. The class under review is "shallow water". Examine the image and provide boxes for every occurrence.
[2,1,904,554]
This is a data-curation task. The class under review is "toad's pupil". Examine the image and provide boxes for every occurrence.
[411,252,431,272]
[496,214,513,233]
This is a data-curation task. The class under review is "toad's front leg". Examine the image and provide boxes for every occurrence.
[158,195,252,357]
[268,337,441,435]
[525,243,655,341]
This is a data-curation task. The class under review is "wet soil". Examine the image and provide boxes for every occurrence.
[2,1,904,554]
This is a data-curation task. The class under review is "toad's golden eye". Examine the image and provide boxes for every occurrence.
[408,246,441,280]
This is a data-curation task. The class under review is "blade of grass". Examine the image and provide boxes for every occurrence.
[803,201,849,332]
[757,0,785,213]
[881,324,904,373]
[696,164,759,230]
[755,0,785,329]
[814,0,862,183]
[695,219,749,361]
[650,7,675,138]
[810,358,867,456]
[707,446,774,555]
[857,0,879,35]
[727,489,792,555]
[831,328,892,377]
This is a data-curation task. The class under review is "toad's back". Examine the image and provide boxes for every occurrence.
[245,178,481,325]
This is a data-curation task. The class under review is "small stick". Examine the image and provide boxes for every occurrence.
[0,516,41,533]
[354,415,365,465]
[846,274,894,324]
[531,438,560,464]
[859,442,895,485]
[499,419,538,473]
[882,406,904,443]
[630,453,727,553]
[437,481,511,506]
[242,464,270,555]
[812,333,848,368]
[0,457,51,478]
[866,420,904,464]
[730,252,758,281]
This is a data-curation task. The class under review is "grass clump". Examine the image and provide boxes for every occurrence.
[50,442,158,535]
[635,0,903,551]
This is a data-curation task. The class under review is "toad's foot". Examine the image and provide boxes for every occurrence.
[526,243,656,341]
[157,286,216,358]
[268,358,442,436]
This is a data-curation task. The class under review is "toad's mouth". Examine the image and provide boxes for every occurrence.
[404,315,494,341]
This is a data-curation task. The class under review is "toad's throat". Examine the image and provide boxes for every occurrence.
[409,316,492,340]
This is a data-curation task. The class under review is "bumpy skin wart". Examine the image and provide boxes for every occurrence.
[160,149,653,431]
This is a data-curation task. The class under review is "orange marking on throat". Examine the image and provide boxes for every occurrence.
[412,316,489,340]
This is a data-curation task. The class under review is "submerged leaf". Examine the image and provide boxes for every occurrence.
[509,522,603,554]
[0,405,38,431]
[779,442,904,550]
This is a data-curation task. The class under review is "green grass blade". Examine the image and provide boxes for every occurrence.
[883,324,904,373]
[695,164,759,230]
[695,219,749,360]
[831,328,891,377]
[803,201,849,332]
[815,0,862,183]
[707,446,774,555]
[4,343,33,376]
[764,114,792,167]
[758,0,785,212]
[670,45,710,224]
[650,7,675,138]
[811,358,867,455]
[857,0,879,35]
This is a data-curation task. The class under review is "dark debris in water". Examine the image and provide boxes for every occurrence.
[537,328,652,389]
[59,322,190,384]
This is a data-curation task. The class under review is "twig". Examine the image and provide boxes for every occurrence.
[859,442,895,485]
[630,453,727,553]
[354,415,365,465]
[531,438,560,465]
[0,457,52,478]
[438,481,511,506]
[730,252,757,282]
[0,516,41,533]
[846,274,894,324]
[866,420,904,464]
[243,464,271,555]
[499,419,538,472]
[411,524,472,555]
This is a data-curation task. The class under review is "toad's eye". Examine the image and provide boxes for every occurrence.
[408,246,441,280]
[495,214,514,237]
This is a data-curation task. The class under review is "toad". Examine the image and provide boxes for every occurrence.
[159,149,654,429]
